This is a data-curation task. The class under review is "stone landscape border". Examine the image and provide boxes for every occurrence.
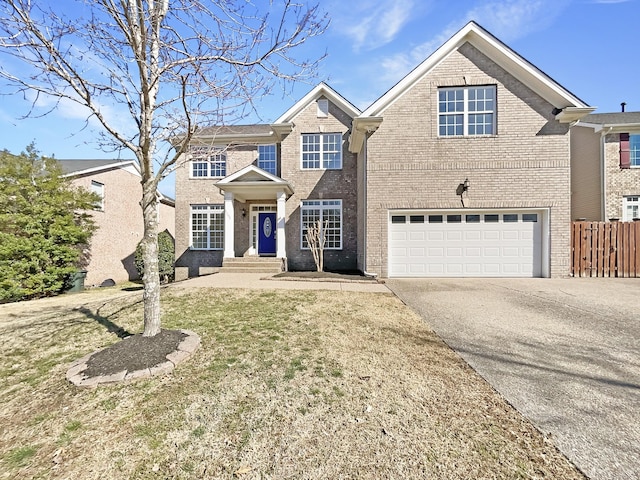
[66,329,200,387]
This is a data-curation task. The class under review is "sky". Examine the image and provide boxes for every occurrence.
[1,0,639,198]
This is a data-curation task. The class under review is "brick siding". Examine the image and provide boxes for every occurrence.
[603,133,640,219]
[364,43,572,277]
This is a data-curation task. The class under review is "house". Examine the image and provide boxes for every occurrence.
[571,111,640,222]
[60,159,175,286]
[173,21,594,279]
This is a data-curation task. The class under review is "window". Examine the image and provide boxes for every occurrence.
[623,196,640,221]
[631,135,640,167]
[438,86,496,136]
[257,144,277,175]
[391,215,406,224]
[301,133,342,169]
[190,146,226,178]
[301,200,342,249]
[190,205,224,250]
[91,180,104,211]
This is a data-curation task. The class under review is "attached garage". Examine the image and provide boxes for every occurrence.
[388,210,547,277]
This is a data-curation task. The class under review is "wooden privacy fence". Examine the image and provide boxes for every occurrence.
[571,221,640,277]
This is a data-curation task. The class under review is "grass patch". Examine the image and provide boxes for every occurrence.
[0,287,585,479]
[5,446,37,468]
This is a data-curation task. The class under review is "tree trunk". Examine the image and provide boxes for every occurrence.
[141,179,161,337]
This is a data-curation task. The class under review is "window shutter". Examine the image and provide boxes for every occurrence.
[620,133,631,169]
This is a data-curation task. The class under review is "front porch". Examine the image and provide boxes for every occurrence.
[216,164,294,263]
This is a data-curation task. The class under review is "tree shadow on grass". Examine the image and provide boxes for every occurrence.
[76,302,136,339]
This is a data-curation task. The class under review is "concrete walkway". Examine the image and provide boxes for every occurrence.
[169,272,391,293]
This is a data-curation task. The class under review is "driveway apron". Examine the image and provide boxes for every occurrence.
[386,278,640,480]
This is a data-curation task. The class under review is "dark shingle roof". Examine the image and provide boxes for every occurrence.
[57,159,136,175]
[582,112,640,126]
[193,124,274,137]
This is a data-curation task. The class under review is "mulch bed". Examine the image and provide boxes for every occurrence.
[83,329,187,377]
[272,271,379,282]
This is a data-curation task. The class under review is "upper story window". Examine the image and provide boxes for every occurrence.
[631,135,640,167]
[623,196,639,221]
[90,180,104,211]
[301,133,342,170]
[438,86,496,137]
[258,144,277,175]
[190,146,226,178]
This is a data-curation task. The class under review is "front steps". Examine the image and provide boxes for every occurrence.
[220,256,283,274]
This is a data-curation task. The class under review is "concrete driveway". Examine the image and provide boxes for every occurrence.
[386,278,640,480]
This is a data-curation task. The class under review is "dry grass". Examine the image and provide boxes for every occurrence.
[0,287,585,479]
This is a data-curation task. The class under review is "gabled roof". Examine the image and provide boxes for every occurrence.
[216,164,294,201]
[350,22,594,153]
[274,82,361,124]
[578,111,640,131]
[58,159,139,177]
[362,22,592,118]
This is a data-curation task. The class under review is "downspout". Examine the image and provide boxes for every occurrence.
[601,127,612,221]
[361,136,377,278]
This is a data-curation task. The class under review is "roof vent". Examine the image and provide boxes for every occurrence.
[621,102,626,112]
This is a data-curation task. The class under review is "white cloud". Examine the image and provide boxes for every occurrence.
[332,0,420,52]
[377,0,571,85]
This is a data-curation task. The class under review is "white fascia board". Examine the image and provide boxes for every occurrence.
[361,22,590,118]
[274,82,361,124]
[555,107,597,124]
[62,160,140,178]
[574,121,640,133]
[217,164,284,184]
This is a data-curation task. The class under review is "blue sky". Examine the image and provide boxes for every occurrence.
[1,0,638,197]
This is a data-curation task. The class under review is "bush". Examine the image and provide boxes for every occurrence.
[0,146,97,303]
[134,230,175,283]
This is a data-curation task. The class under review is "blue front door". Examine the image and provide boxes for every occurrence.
[258,213,277,255]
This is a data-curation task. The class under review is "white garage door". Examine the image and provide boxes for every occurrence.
[389,211,544,277]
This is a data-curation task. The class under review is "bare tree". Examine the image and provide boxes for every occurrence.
[305,219,327,272]
[0,0,328,336]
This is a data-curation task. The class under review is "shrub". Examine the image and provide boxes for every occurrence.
[134,230,175,283]
[0,146,97,302]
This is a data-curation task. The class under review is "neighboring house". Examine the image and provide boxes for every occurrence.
[571,112,640,222]
[174,22,594,279]
[60,159,175,286]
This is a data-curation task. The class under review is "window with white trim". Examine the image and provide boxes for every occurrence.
[631,135,640,167]
[438,86,496,136]
[190,146,227,178]
[258,144,277,175]
[623,196,640,221]
[91,180,104,211]
[301,133,342,169]
[190,205,224,250]
[301,199,342,249]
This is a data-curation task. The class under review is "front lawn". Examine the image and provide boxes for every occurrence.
[0,287,584,479]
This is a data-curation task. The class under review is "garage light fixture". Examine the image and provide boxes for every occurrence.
[456,178,470,207]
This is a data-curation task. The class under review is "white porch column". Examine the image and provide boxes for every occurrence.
[223,191,235,258]
[276,190,287,258]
